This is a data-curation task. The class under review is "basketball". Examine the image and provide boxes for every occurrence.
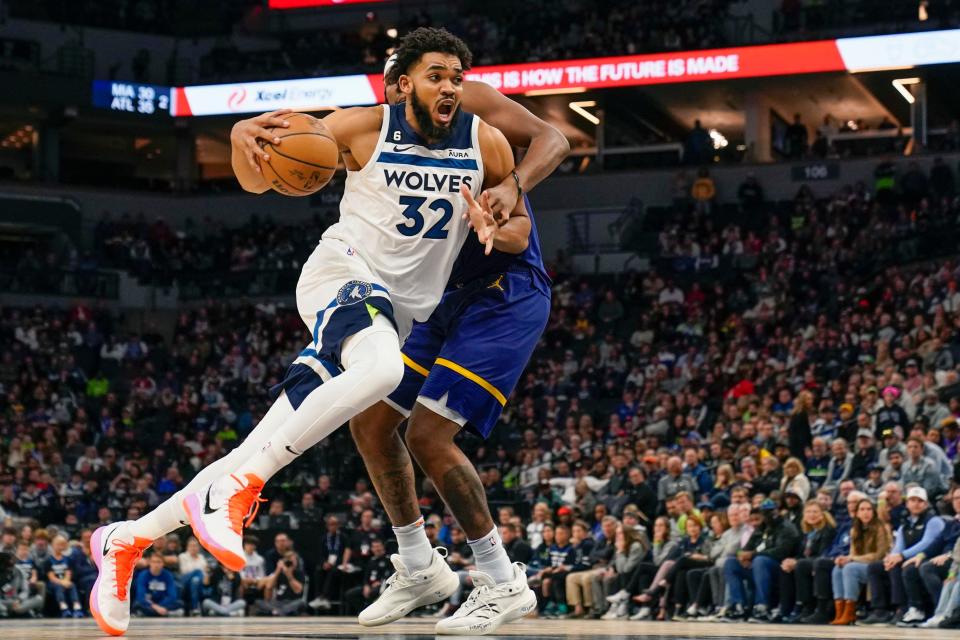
[259,112,338,196]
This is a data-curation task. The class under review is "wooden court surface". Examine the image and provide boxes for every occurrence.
[1,617,957,639]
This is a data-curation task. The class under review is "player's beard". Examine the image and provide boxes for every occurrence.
[410,88,454,142]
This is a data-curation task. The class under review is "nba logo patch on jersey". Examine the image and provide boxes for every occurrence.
[337,280,372,306]
[346,246,356,256]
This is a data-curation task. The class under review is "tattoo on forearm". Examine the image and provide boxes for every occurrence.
[438,463,494,537]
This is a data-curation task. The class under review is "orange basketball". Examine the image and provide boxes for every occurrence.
[259,112,338,196]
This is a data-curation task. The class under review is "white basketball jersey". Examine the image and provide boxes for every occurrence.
[323,103,484,328]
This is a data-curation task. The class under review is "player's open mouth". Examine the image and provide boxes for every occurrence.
[436,100,455,124]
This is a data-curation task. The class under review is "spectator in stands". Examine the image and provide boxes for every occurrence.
[254,551,305,617]
[343,539,391,616]
[501,523,533,565]
[823,439,853,491]
[178,537,210,616]
[538,523,573,616]
[526,503,551,549]
[830,498,892,625]
[527,523,555,580]
[70,530,97,610]
[684,120,712,165]
[309,517,351,612]
[0,551,42,618]
[921,505,960,628]
[259,499,297,531]
[0,530,16,555]
[599,523,648,620]
[134,554,183,618]
[566,515,616,617]
[672,492,702,537]
[622,466,657,525]
[864,486,945,625]
[755,456,783,497]
[795,491,866,624]
[806,438,831,491]
[877,387,910,440]
[781,458,811,503]
[902,437,946,500]
[12,540,42,606]
[547,521,594,618]
[851,430,879,479]
[723,499,800,621]
[202,565,245,617]
[657,458,696,504]
[240,536,265,580]
[45,535,82,618]
[691,502,752,619]
[263,533,298,575]
[778,499,835,622]
[616,516,676,621]
[901,486,960,626]
[789,391,815,459]
[664,514,714,618]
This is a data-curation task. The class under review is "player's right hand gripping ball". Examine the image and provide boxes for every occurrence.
[258,113,338,196]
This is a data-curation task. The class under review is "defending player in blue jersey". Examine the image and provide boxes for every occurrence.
[347,36,568,635]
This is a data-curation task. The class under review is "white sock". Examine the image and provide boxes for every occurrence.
[392,516,433,572]
[127,394,296,541]
[468,527,513,584]
[235,316,403,483]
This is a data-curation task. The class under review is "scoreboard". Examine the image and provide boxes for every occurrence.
[92,81,172,115]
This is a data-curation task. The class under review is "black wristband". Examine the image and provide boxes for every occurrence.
[511,169,523,198]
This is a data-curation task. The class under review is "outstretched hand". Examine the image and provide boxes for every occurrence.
[460,185,498,255]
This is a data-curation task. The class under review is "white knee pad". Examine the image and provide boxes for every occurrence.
[341,314,404,402]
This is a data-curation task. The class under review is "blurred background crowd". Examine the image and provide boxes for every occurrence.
[2,155,960,625]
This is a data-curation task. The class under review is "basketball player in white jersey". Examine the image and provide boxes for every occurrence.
[87,28,531,636]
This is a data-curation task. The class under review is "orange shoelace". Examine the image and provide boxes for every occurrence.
[113,541,146,601]
[227,473,266,535]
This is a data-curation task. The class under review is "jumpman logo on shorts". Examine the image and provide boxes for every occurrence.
[487,274,505,292]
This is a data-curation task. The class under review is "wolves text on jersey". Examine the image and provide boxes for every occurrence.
[383,169,474,194]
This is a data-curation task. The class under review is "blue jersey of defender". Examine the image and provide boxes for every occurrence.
[448,194,551,290]
[386,195,552,438]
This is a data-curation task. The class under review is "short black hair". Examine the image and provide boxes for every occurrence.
[387,27,472,85]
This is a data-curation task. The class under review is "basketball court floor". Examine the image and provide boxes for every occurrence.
[1,617,955,640]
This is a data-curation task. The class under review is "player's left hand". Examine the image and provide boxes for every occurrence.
[481,179,519,225]
[461,185,497,255]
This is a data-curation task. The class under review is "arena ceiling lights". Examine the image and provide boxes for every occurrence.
[93,28,960,117]
[891,77,922,104]
[569,101,600,125]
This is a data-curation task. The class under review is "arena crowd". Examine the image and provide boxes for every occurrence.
[2,160,960,626]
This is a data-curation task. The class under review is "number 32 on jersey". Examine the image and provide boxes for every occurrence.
[396,196,453,240]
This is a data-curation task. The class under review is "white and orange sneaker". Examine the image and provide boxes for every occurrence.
[182,473,265,571]
[89,521,152,636]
